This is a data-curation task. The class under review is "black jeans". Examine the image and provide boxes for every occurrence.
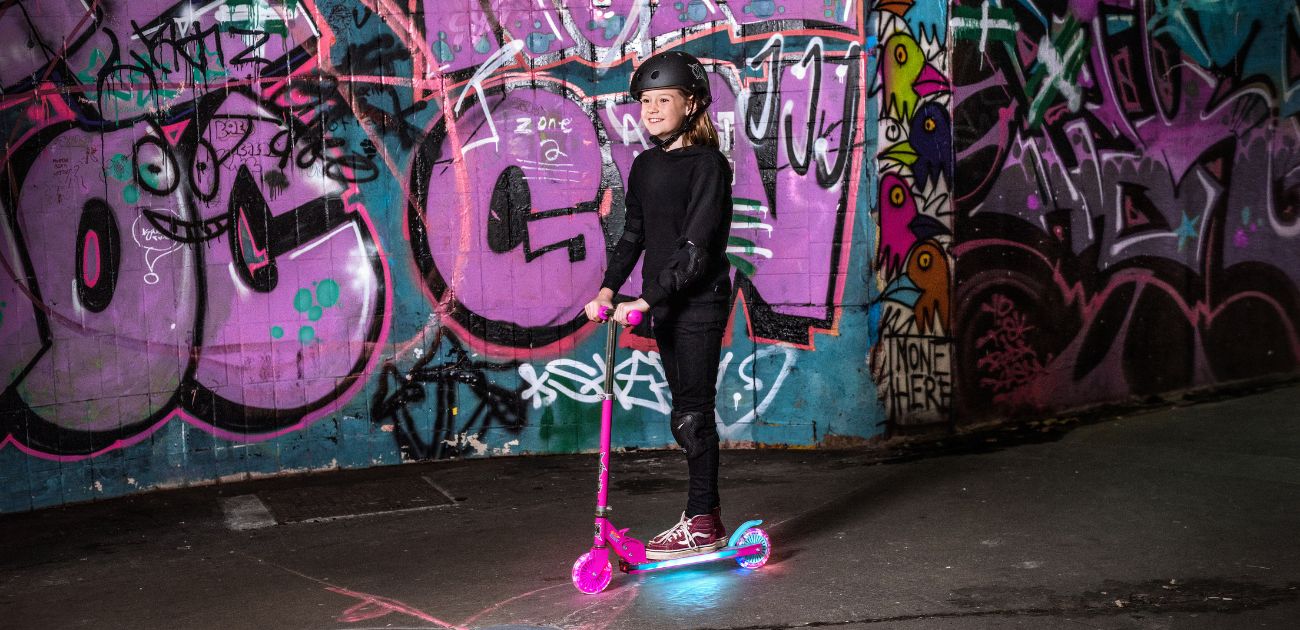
[653,314,725,516]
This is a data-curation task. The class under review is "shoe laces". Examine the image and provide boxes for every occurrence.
[651,513,695,545]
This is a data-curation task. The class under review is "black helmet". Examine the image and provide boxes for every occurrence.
[629,50,712,109]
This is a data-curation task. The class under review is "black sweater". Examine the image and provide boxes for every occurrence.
[600,144,733,321]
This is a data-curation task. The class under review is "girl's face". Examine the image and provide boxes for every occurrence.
[639,88,694,139]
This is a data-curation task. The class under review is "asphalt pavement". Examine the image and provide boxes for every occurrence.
[2,382,1299,629]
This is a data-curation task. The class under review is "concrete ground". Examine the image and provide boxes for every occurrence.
[2,382,1299,629]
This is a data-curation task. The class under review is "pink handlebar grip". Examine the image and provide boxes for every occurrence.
[598,306,643,325]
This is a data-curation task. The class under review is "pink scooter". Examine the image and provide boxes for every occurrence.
[570,307,772,594]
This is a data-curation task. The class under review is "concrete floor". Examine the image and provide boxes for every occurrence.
[2,382,1299,629]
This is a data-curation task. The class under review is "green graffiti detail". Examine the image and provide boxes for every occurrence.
[293,288,314,313]
[136,164,163,191]
[538,406,554,441]
[105,154,142,204]
[316,279,340,308]
[1241,206,1258,228]
[0,300,6,327]
[952,5,1017,44]
[74,42,189,110]
[1023,17,1088,129]
[1175,212,1201,252]
[106,154,131,181]
[75,49,106,89]
[193,49,228,83]
[433,32,455,62]
[727,198,767,277]
[278,279,343,344]
[538,397,592,453]
[223,0,299,36]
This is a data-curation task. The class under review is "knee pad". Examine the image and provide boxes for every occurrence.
[670,411,718,460]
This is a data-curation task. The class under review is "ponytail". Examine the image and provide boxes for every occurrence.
[680,94,719,148]
[683,109,720,148]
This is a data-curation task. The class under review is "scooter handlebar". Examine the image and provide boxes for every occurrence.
[598,306,643,326]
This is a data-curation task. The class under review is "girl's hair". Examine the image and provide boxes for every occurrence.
[681,92,719,148]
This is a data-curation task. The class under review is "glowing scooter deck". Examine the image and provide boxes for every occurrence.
[622,519,771,574]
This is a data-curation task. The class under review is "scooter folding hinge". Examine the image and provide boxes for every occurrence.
[601,393,613,401]
[595,506,613,517]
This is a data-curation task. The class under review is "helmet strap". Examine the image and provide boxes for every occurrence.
[652,127,686,151]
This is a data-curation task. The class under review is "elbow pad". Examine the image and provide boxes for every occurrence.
[657,238,708,293]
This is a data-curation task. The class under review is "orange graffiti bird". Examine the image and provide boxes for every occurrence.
[908,240,949,334]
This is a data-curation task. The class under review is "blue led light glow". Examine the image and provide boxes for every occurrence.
[627,542,765,573]
[640,566,733,610]
[632,548,739,572]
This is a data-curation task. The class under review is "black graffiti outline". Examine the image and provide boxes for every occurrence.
[737,37,864,344]
[407,79,611,350]
[0,84,392,452]
[370,328,527,462]
[227,28,275,67]
[158,88,390,434]
[0,118,207,455]
[128,17,227,82]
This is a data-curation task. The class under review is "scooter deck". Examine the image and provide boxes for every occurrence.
[620,519,769,574]
[621,540,767,574]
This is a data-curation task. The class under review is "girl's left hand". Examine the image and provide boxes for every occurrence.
[613,299,649,326]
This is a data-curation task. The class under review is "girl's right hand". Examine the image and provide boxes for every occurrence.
[584,290,615,322]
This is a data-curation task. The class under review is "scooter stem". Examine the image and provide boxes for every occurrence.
[596,380,613,510]
[594,308,641,514]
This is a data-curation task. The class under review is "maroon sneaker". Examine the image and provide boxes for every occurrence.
[709,507,727,541]
[645,509,728,560]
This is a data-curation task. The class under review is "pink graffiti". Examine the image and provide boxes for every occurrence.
[877,173,921,278]
[974,293,1045,397]
[329,585,466,629]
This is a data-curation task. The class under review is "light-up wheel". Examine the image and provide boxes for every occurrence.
[735,527,771,569]
[571,551,613,594]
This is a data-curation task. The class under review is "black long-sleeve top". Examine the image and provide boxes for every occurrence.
[601,144,733,321]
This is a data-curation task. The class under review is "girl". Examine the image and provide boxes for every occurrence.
[583,50,734,560]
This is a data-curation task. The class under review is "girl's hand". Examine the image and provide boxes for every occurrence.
[584,289,615,322]
[613,298,649,326]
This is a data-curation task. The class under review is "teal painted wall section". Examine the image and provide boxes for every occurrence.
[0,0,885,512]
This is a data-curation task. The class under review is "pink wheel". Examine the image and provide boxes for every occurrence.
[735,527,771,569]
[571,551,613,594]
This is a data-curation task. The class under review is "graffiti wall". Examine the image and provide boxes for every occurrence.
[0,0,879,512]
[869,0,956,432]
[951,0,1300,419]
[9,0,1289,513]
